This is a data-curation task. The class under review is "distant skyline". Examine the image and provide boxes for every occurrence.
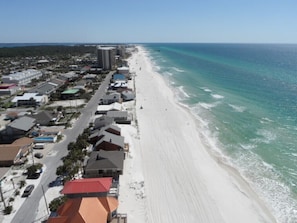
[1,0,297,44]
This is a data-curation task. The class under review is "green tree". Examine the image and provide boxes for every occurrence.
[49,196,68,212]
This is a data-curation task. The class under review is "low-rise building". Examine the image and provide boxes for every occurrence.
[0,137,34,166]
[1,69,42,86]
[93,131,125,151]
[96,102,122,115]
[121,90,135,101]
[84,150,124,180]
[0,83,19,95]
[100,92,121,105]
[47,197,119,223]
[61,177,114,198]
[11,93,48,107]
[61,88,80,99]
[106,111,132,124]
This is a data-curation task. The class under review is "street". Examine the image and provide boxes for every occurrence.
[11,72,112,223]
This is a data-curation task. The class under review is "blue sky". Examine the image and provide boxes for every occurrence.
[1,0,297,43]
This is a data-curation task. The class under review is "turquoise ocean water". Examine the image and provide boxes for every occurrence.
[143,43,297,223]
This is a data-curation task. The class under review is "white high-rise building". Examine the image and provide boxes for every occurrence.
[97,46,116,70]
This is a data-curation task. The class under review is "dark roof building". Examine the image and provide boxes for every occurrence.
[89,125,121,144]
[84,150,124,180]
[94,131,125,151]
[29,111,55,126]
[1,116,36,142]
[93,116,114,130]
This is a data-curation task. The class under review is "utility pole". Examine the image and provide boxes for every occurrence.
[31,148,35,166]
[11,178,15,189]
[41,185,49,215]
[0,179,7,209]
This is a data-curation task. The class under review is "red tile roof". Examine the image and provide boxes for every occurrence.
[62,177,112,194]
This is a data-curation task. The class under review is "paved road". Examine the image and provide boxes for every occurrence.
[12,72,112,223]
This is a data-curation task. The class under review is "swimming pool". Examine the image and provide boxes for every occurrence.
[34,136,57,143]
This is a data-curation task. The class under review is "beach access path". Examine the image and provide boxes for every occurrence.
[117,46,277,223]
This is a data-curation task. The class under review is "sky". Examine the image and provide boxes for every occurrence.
[0,0,297,43]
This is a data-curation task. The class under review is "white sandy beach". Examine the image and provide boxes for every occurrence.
[117,46,277,223]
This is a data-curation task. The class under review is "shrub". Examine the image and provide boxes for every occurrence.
[3,205,13,215]
[14,190,20,196]
[19,180,26,188]
[49,196,67,212]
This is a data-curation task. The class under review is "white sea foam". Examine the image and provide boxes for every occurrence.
[163,71,173,76]
[228,104,246,113]
[172,66,185,73]
[211,94,224,99]
[177,86,190,98]
[240,143,256,150]
[198,102,220,110]
[200,87,212,92]
[234,151,297,223]
[191,100,297,222]
[255,129,277,144]
[260,117,274,124]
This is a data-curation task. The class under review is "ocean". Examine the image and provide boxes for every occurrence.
[143,43,297,223]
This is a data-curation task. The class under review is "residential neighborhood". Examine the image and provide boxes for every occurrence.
[0,44,137,222]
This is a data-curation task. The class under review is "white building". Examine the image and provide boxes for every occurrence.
[117,66,129,74]
[12,93,48,107]
[2,69,43,86]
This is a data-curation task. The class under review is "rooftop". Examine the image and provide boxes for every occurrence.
[62,177,113,194]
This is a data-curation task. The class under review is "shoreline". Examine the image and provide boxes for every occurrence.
[118,46,277,223]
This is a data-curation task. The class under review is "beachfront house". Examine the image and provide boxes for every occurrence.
[106,111,132,124]
[93,131,125,151]
[47,197,119,223]
[83,150,124,181]
[121,90,135,101]
[95,102,122,115]
[93,116,114,130]
[100,92,122,105]
[61,177,115,198]
[89,124,121,144]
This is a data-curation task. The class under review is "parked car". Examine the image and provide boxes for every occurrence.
[33,143,45,149]
[27,173,40,179]
[22,184,34,197]
[48,176,64,187]
[34,153,43,159]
